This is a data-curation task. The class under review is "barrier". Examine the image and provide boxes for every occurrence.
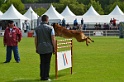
[27,31,34,37]
[0,32,4,36]
[55,39,73,79]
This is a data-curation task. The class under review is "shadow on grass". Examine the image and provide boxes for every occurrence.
[7,79,41,82]
[0,62,4,64]
[9,74,66,82]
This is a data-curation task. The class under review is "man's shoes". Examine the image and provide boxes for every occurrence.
[47,79,51,81]
[3,61,9,63]
[16,61,20,63]
[41,78,51,81]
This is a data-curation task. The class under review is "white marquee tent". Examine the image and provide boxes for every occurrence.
[64,5,124,26]
[83,5,100,16]
[61,6,75,17]
[109,5,124,15]
[0,4,29,30]
[43,4,64,24]
[0,11,3,18]
[0,4,124,30]
[0,11,3,16]
[24,7,39,29]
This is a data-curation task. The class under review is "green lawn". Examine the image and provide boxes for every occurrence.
[0,36,124,82]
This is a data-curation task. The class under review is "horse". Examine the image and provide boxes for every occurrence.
[52,23,94,46]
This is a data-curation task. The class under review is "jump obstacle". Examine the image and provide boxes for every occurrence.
[55,39,73,79]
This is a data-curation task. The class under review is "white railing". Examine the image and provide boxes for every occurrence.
[82,30,119,36]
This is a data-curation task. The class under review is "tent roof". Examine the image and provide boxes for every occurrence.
[24,7,39,20]
[61,6,75,17]
[0,11,3,15]
[43,4,64,20]
[0,4,29,20]
[83,5,100,16]
[109,5,124,15]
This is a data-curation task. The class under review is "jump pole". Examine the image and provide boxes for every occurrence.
[55,39,73,79]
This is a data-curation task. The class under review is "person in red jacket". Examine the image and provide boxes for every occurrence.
[3,20,22,63]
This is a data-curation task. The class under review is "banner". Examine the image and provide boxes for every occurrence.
[57,50,72,71]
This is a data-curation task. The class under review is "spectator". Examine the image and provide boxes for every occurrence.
[112,18,118,29]
[94,23,98,30]
[23,20,30,33]
[98,23,101,30]
[0,22,2,30]
[83,24,86,30]
[62,18,66,27]
[73,18,78,26]
[3,20,22,63]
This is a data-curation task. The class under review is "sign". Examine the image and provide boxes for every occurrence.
[57,50,72,71]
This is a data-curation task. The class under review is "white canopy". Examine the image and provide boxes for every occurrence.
[109,5,124,15]
[0,11,3,15]
[43,4,64,20]
[0,4,29,30]
[24,7,39,29]
[0,4,29,20]
[83,5,100,16]
[61,6,75,17]
[24,7,39,20]
[0,11,3,18]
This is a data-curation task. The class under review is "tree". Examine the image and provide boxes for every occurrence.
[104,1,124,14]
[77,0,90,4]
[1,0,25,14]
[87,0,104,15]
[37,0,59,3]
[21,0,38,3]
[34,7,47,16]
[60,0,78,5]
[53,0,85,15]
[69,4,85,15]
[52,3,65,13]
[0,0,4,8]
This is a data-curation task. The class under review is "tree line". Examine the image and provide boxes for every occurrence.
[0,0,124,16]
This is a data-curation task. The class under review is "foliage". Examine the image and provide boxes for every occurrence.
[104,1,124,14]
[1,0,25,14]
[0,0,4,8]
[0,0,124,15]
[21,0,38,3]
[53,0,85,15]
[52,3,65,13]
[87,0,104,15]
[69,4,85,15]
[37,0,59,3]
[60,0,78,5]
[34,7,47,16]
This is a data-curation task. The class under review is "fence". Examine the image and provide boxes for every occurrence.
[55,39,73,79]
[82,30,119,36]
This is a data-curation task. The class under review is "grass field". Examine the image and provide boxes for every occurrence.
[0,36,124,82]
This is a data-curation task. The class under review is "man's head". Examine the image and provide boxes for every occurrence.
[8,20,14,28]
[41,15,49,23]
